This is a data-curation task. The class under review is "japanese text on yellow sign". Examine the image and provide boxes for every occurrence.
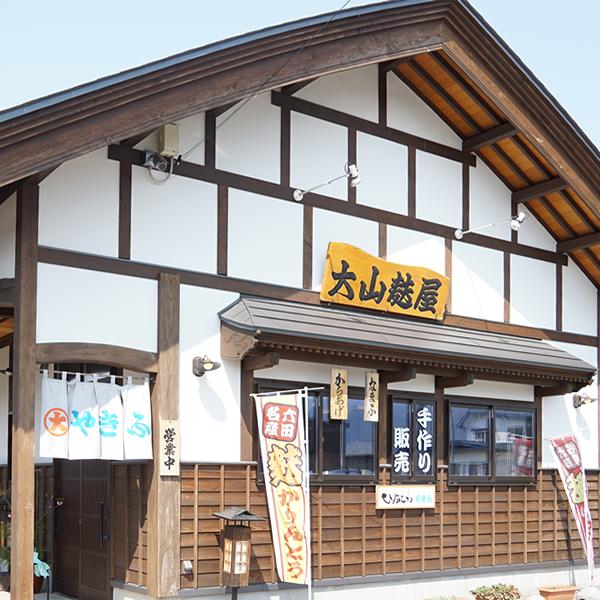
[320,242,449,320]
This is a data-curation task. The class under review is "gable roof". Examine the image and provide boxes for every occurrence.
[2,0,600,286]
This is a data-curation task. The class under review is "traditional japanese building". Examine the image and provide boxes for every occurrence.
[1,0,600,598]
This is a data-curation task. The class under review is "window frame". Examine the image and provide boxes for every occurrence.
[389,392,437,484]
[254,378,378,485]
[447,396,537,486]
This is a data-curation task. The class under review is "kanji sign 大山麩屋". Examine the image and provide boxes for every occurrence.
[320,242,449,320]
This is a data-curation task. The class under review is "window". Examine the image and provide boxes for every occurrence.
[255,381,377,483]
[390,397,436,482]
[449,401,535,483]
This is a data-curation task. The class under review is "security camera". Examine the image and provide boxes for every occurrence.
[143,150,169,172]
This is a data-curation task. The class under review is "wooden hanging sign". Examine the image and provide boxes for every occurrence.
[320,242,449,320]
[364,371,379,422]
[330,367,348,420]
[159,419,180,477]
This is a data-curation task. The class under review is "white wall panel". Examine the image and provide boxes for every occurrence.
[386,227,445,275]
[228,190,303,288]
[452,243,504,322]
[291,113,347,200]
[470,160,511,241]
[446,380,533,402]
[562,257,597,336]
[296,65,378,122]
[37,264,157,352]
[387,74,461,148]
[516,203,556,251]
[312,209,379,290]
[217,94,280,182]
[415,152,462,228]
[356,132,408,214]
[0,193,15,278]
[131,167,217,272]
[179,285,240,463]
[39,148,119,256]
[510,255,555,329]
[0,348,8,465]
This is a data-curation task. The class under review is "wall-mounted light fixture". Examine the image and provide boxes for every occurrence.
[293,162,361,202]
[192,355,222,377]
[573,386,598,409]
[454,212,528,240]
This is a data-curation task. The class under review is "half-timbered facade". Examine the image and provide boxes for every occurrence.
[1,1,600,598]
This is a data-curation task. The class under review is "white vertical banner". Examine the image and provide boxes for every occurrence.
[68,378,101,460]
[39,373,69,458]
[95,380,124,461]
[122,381,153,460]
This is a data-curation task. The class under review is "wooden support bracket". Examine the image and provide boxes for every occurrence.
[379,366,417,385]
[242,352,280,371]
[462,122,518,153]
[512,177,567,206]
[557,231,600,254]
[535,382,574,397]
[436,371,474,389]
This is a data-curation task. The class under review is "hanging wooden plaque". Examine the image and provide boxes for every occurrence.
[330,367,348,420]
[364,371,379,422]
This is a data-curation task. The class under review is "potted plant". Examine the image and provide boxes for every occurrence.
[538,586,577,600]
[471,583,521,600]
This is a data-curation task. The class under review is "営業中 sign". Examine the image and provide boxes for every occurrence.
[375,484,435,509]
[320,242,449,321]
[159,419,180,476]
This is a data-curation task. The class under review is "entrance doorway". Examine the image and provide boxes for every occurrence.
[53,460,111,600]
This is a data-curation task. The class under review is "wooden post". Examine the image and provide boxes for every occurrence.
[10,181,38,599]
[147,272,181,597]
[240,366,255,461]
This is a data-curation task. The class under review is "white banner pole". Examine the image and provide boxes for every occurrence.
[303,386,313,600]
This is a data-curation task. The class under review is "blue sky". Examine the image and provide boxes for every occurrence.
[1,1,598,147]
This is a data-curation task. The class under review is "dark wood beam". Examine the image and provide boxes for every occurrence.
[281,78,317,95]
[242,352,280,371]
[120,129,156,148]
[512,177,567,206]
[436,371,474,389]
[463,122,518,153]
[379,366,417,385]
[0,181,19,207]
[535,382,574,397]
[557,231,600,254]
[381,57,412,72]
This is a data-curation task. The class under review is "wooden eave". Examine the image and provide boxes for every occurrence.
[1,0,600,285]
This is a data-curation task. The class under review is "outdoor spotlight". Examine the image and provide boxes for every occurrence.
[143,150,169,172]
[346,163,361,187]
[455,211,528,240]
[192,355,222,377]
[293,189,304,202]
[573,391,597,409]
[510,211,527,232]
[454,229,464,240]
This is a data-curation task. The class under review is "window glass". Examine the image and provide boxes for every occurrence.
[449,406,490,476]
[391,401,411,477]
[495,409,534,477]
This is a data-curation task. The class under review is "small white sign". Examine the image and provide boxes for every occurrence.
[375,484,435,509]
[159,419,180,476]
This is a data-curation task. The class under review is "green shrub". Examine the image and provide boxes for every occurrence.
[471,584,521,600]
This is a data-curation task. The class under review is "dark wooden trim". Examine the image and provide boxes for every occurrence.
[379,367,416,385]
[462,123,518,153]
[109,144,567,266]
[407,146,416,218]
[217,185,228,276]
[0,181,19,208]
[242,352,280,371]
[377,377,388,465]
[271,91,476,166]
[557,231,600,254]
[205,111,217,169]
[10,181,38,599]
[281,79,317,96]
[240,367,255,462]
[347,127,357,204]
[120,130,155,149]
[378,64,387,127]
[462,161,469,231]
[535,382,574,397]
[378,222,387,260]
[35,342,158,373]
[147,272,180,597]
[511,177,567,206]
[382,57,412,73]
[434,380,445,465]
[37,246,597,347]
[556,261,563,332]
[118,160,132,259]
[445,238,452,313]
[209,100,240,119]
[503,251,510,323]
[436,372,474,389]
[535,394,542,470]
[280,106,291,188]
[303,205,313,290]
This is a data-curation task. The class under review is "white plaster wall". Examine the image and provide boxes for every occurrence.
[130,166,217,272]
[0,193,15,279]
[470,160,511,240]
[516,202,556,251]
[542,341,598,469]
[39,148,119,256]
[228,190,303,288]
[216,93,280,182]
[36,264,158,352]
[356,132,408,214]
[179,285,240,463]
[415,151,462,228]
[312,209,379,290]
[562,257,597,336]
[446,379,534,402]
[452,242,504,322]
[0,347,8,465]
[295,65,378,122]
[291,112,347,200]
[386,227,445,275]
[387,73,461,149]
[511,255,555,329]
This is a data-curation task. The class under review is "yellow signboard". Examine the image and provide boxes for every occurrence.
[320,242,449,320]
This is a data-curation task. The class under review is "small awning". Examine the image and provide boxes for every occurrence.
[219,296,596,385]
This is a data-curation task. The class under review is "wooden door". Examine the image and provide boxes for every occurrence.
[54,460,111,600]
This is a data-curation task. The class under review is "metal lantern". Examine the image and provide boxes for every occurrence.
[213,507,265,594]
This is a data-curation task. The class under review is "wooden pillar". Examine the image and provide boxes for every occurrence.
[147,272,181,597]
[377,377,388,466]
[240,366,255,461]
[10,181,38,599]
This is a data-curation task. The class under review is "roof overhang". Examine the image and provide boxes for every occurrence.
[220,296,596,387]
